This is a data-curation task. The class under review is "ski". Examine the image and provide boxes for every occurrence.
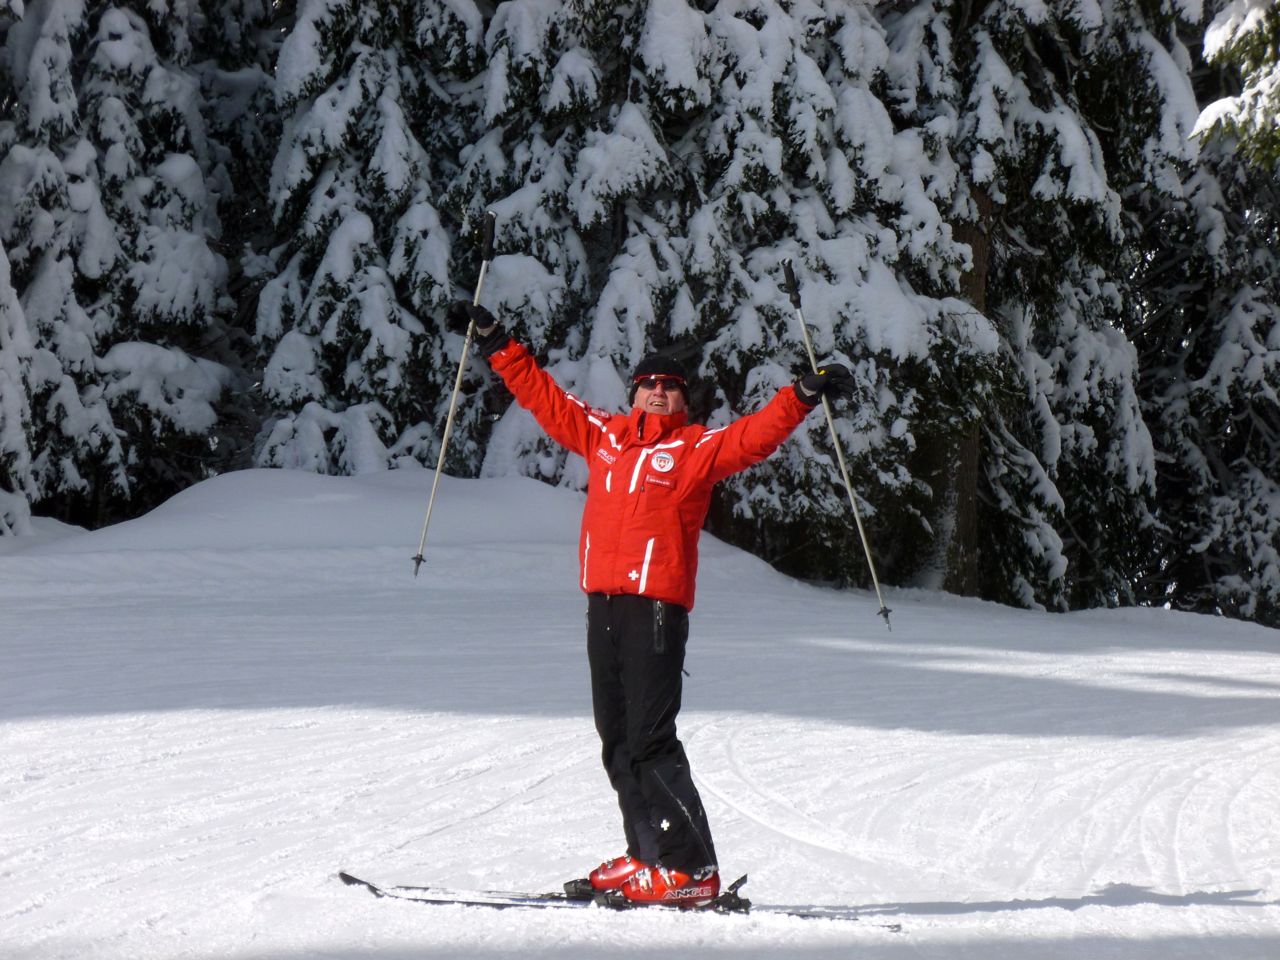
[337,870,748,914]
[338,870,591,911]
[337,870,900,929]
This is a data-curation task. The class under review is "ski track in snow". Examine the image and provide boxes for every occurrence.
[2,468,1279,959]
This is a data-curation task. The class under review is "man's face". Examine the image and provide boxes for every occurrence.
[634,376,687,415]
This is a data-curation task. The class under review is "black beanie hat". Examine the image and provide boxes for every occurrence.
[629,353,691,404]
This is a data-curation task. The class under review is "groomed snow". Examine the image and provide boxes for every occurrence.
[2,466,1278,958]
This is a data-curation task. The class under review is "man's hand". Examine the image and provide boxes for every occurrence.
[796,363,856,404]
[446,301,499,335]
[445,301,508,358]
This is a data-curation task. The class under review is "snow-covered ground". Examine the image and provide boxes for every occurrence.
[2,466,1278,959]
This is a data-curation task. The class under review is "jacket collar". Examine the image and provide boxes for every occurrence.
[627,406,687,444]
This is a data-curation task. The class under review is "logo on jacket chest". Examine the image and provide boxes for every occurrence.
[650,451,676,473]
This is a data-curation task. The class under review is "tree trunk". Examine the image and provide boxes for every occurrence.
[942,186,993,597]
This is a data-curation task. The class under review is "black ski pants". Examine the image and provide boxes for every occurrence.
[586,592,717,874]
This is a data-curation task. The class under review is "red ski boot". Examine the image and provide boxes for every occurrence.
[588,855,649,892]
[619,866,720,907]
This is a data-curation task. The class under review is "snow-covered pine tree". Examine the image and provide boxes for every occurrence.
[1,0,129,524]
[1130,5,1280,627]
[0,236,36,534]
[1,10,31,535]
[191,0,280,470]
[1195,0,1280,167]
[683,0,1000,592]
[1,0,232,527]
[880,0,1183,611]
[191,0,277,266]
[442,0,1116,605]
[255,0,483,475]
[443,0,688,490]
[443,0,1000,600]
[81,4,233,509]
[1134,150,1280,626]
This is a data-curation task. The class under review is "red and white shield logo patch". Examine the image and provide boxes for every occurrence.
[651,451,676,473]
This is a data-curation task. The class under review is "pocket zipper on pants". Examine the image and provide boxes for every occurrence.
[653,600,666,654]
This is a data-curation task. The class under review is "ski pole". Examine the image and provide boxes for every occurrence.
[782,259,892,630]
[413,210,496,577]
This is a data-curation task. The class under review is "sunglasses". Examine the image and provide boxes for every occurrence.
[634,375,685,391]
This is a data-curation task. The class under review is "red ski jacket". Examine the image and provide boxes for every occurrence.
[488,339,815,610]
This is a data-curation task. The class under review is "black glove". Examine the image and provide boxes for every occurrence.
[445,301,497,334]
[445,301,508,357]
[796,363,855,405]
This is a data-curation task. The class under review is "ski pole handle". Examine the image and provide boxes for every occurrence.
[470,211,496,310]
[480,209,496,264]
[782,259,802,309]
[781,258,821,373]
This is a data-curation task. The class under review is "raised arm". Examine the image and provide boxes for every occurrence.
[701,365,856,482]
[452,303,602,458]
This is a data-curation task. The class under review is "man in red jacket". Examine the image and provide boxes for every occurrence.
[450,302,854,906]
